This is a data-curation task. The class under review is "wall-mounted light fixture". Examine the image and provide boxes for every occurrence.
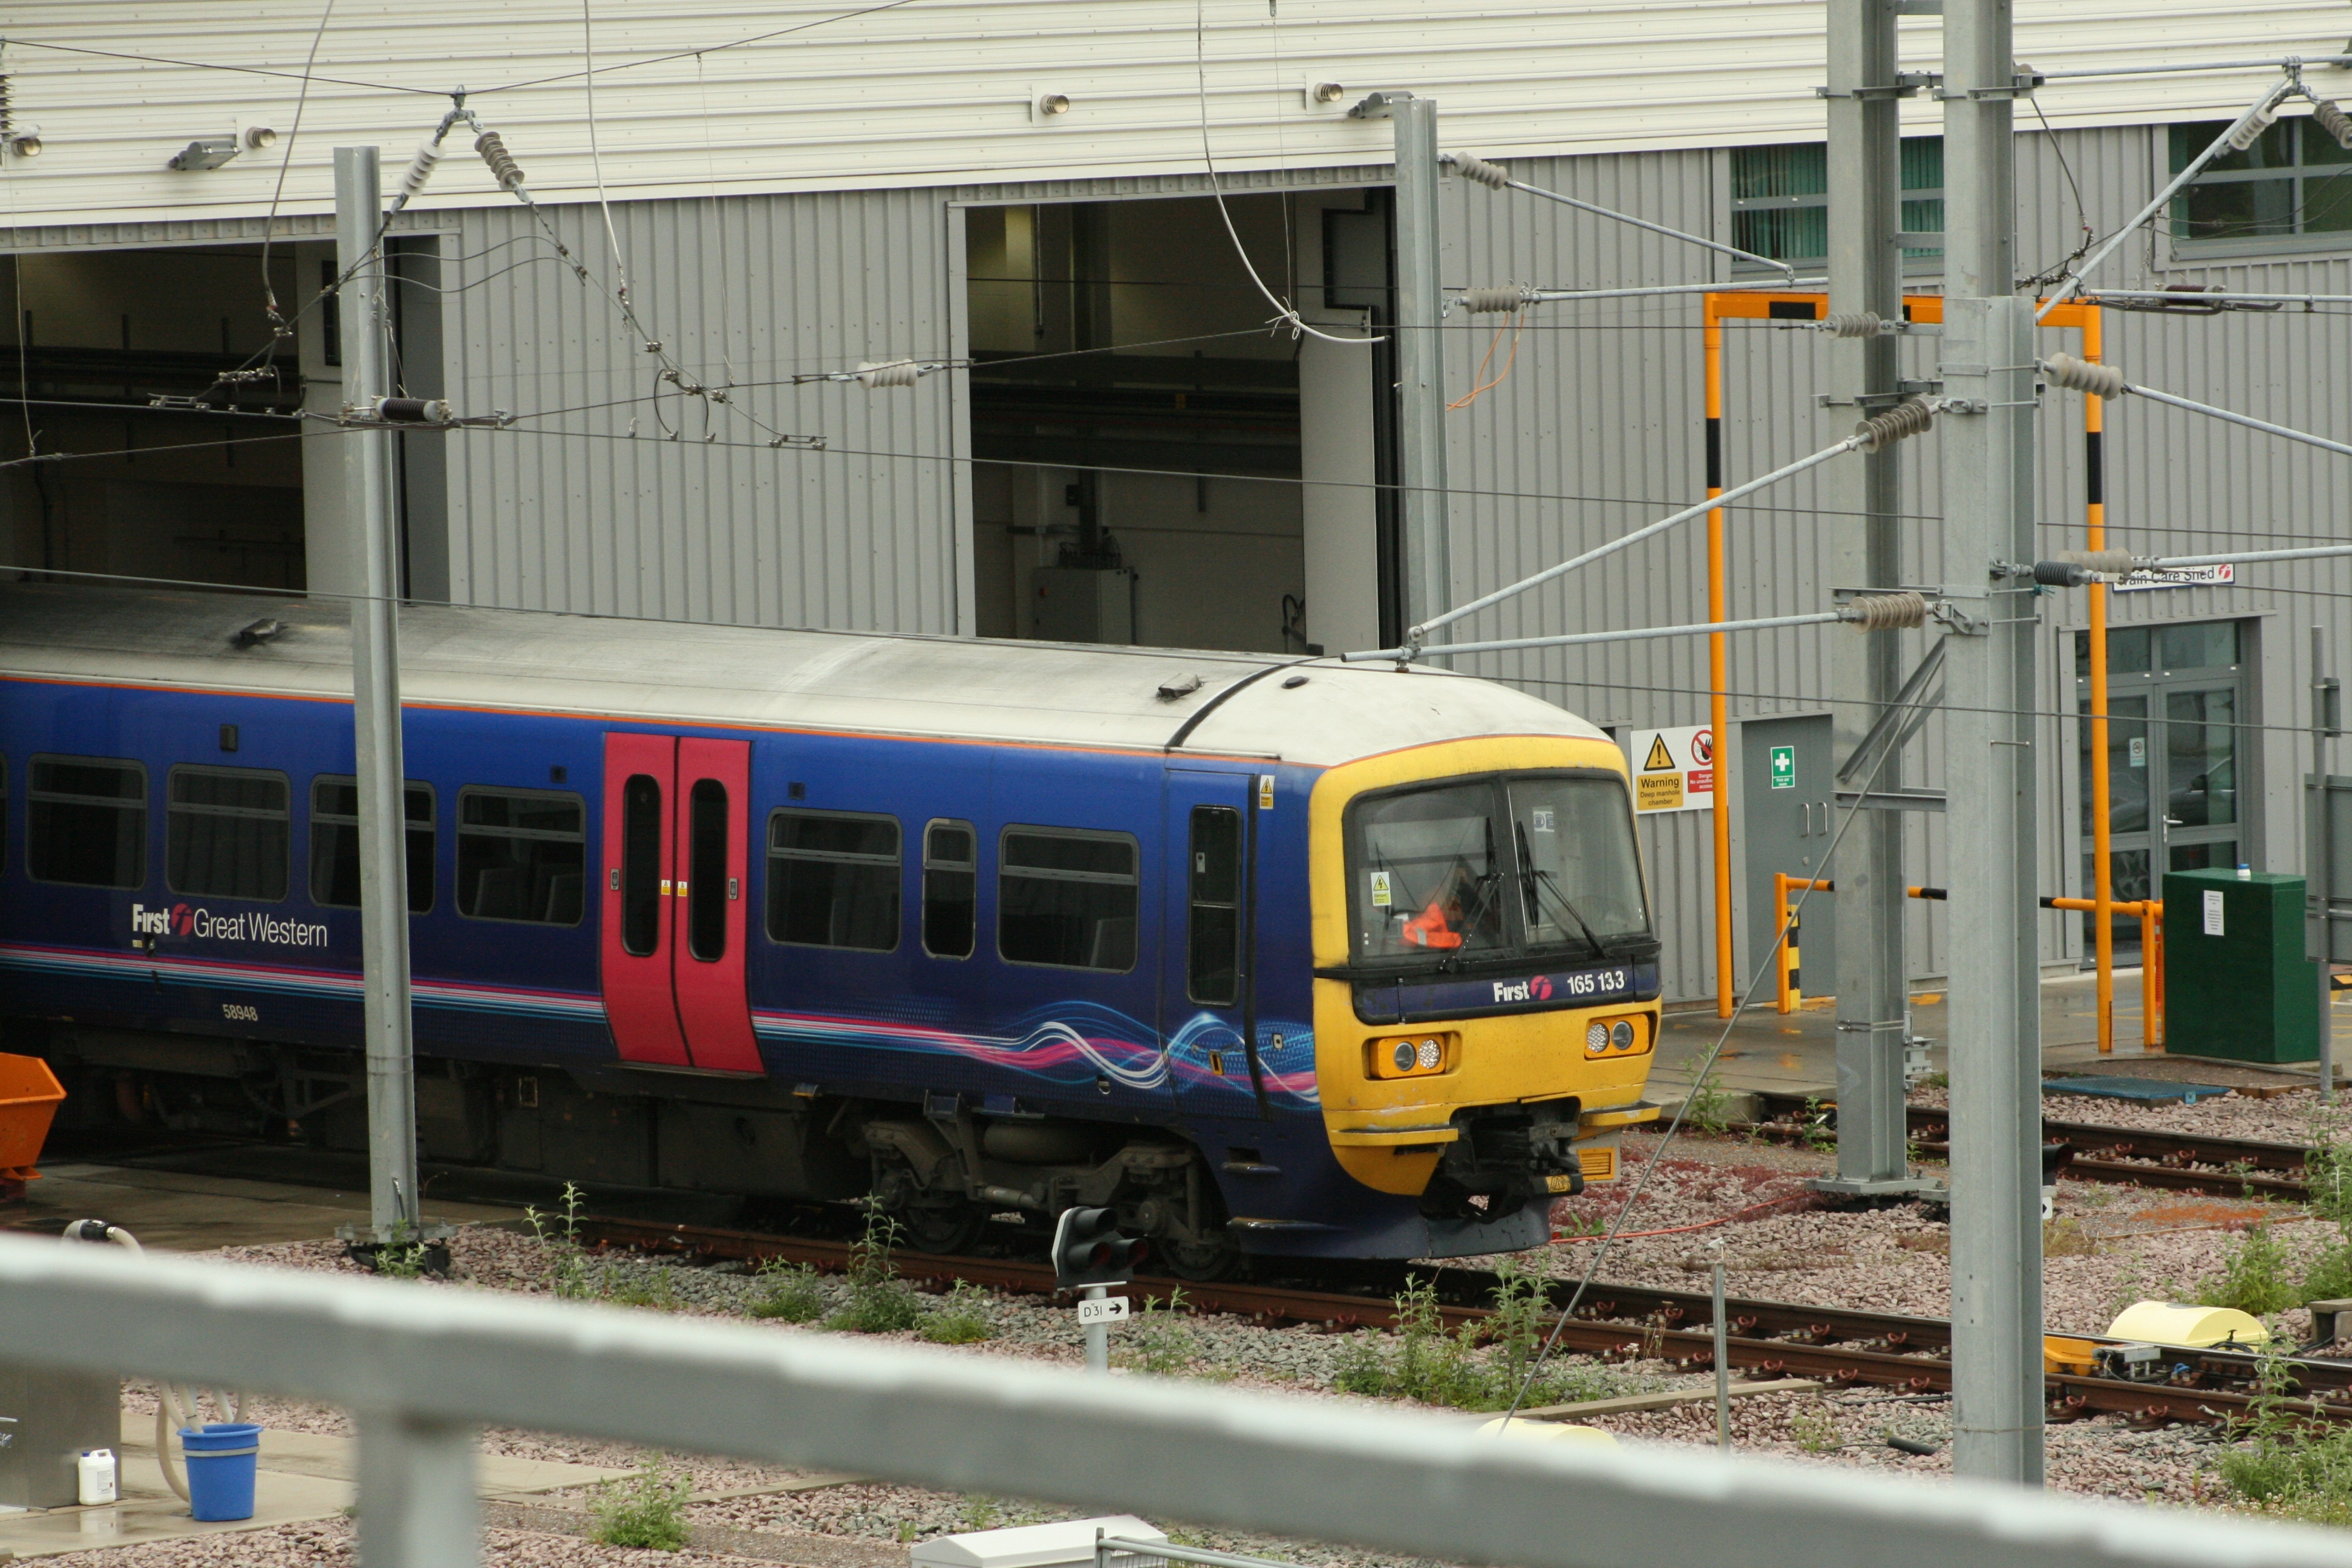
[1030,90,1072,123]
[3,122,41,160]
[244,125,279,151]
[1304,81,1346,110]
[169,137,241,171]
[1347,90,1414,120]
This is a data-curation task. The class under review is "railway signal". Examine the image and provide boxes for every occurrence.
[1052,1207,1143,1291]
[1053,1207,1143,1373]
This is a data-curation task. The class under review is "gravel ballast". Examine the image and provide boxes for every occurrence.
[30,1129,2349,1564]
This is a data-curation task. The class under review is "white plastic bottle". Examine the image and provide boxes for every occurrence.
[77,1448,117,1506]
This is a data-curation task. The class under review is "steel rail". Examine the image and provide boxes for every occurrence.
[1744,1095,2319,1202]
[571,1216,2352,1427]
[13,1237,2352,1568]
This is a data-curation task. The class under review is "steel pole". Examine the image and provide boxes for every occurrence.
[2085,310,2114,1054]
[1940,0,2045,1486]
[1083,1285,1109,1373]
[336,147,419,1247]
[1820,0,1916,1197]
[1710,1252,1731,1452]
[1393,99,1451,641]
[356,1410,479,1568]
[2316,626,2336,1105]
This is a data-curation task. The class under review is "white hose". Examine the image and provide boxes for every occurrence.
[63,1221,241,1501]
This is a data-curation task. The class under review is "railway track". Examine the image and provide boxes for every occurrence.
[574,1214,2352,1428]
[1748,1096,2319,1201]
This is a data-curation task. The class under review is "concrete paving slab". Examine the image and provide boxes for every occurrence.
[1655,967,2352,1103]
[0,1409,634,1560]
[1,1160,521,1250]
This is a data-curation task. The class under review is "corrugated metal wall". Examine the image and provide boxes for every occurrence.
[1434,123,2352,999]
[432,119,2352,1002]
[6,2,2348,235]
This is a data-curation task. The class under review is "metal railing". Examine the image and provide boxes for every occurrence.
[0,1236,2341,1567]
[1771,872,2167,1045]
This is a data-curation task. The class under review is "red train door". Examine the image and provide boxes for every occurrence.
[671,739,762,1072]
[600,734,690,1065]
[598,734,762,1073]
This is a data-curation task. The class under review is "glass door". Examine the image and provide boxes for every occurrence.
[2075,621,2245,958]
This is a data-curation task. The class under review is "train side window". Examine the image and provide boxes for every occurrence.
[619,774,664,955]
[310,777,435,912]
[457,788,586,926]
[766,809,900,952]
[168,765,290,901]
[0,756,8,875]
[923,819,976,959]
[29,756,148,889]
[999,826,1138,972]
[1186,806,1243,1005]
[687,779,729,962]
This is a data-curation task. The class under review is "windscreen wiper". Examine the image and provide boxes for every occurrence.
[1515,823,1609,960]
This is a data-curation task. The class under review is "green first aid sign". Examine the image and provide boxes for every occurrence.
[1769,744,1796,789]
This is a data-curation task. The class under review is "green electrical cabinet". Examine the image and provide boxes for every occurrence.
[2163,869,2321,1063]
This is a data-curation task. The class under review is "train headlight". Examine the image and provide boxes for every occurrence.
[1586,1016,1653,1056]
[1367,1032,1457,1079]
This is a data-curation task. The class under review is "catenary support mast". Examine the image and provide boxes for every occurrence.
[1820,0,1922,1198]
[1392,98,1451,639]
[336,146,421,1248]
[1938,0,2046,1484]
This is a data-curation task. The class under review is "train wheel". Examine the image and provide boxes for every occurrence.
[893,1199,986,1256]
[1155,1231,1244,1282]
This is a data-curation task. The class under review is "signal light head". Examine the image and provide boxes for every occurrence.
[1051,1205,1144,1290]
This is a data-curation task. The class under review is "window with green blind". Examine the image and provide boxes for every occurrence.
[2169,118,2352,247]
[1730,139,1945,269]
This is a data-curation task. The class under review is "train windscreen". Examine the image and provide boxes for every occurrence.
[1347,772,1649,965]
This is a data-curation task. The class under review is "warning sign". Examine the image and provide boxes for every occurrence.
[1625,725,1714,815]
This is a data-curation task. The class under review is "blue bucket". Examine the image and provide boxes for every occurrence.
[180,1423,262,1521]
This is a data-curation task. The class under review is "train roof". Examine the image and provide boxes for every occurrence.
[0,585,1610,769]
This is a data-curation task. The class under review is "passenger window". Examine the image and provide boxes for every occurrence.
[29,756,147,889]
[1186,806,1243,1005]
[168,767,290,901]
[687,779,730,962]
[0,756,9,875]
[619,775,663,956]
[923,820,976,959]
[457,788,586,925]
[999,826,1138,972]
[767,809,900,951]
[310,777,434,912]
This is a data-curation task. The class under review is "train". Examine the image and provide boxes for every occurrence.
[0,584,1662,1272]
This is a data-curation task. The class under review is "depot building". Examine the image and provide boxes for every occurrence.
[3,1,2344,1003]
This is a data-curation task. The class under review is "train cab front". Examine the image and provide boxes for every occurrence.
[1308,740,1662,1258]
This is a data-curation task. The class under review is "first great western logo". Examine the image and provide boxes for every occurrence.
[131,903,330,948]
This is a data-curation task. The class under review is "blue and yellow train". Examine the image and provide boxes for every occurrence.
[0,585,1660,1270]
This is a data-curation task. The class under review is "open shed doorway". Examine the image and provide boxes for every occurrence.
[0,238,446,601]
[963,189,1396,655]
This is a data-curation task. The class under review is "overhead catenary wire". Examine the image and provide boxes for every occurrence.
[18,556,2352,756]
[1191,0,1368,347]
[1343,592,1933,664]
[1402,402,1941,653]
[1445,151,1796,280]
[255,0,339,331]
[2036,74,2300,322]
[1497,655,1932,1426]
[2043,351,2352,462]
